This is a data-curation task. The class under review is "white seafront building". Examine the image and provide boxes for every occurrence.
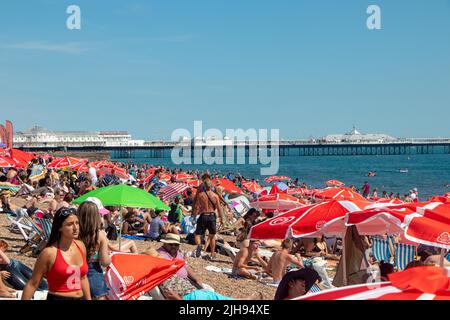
[13,125,145,148]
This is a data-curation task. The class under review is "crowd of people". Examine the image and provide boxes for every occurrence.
[0,153,447,301]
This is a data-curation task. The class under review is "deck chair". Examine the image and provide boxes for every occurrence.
[7,212,36,241]
[35,218,53,241]
[308,284,322,294]
[370,237,392,263]
[394,243,416,270]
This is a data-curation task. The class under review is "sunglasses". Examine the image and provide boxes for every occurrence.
[166,243,180,247]
[56,207,77,218]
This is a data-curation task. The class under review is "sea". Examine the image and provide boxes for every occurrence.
[112,153,450,200]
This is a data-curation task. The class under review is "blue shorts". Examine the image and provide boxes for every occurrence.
[183,289,234,301]
[87,262,109,298]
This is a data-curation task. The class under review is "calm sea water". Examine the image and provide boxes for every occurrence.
[112,153,450,200]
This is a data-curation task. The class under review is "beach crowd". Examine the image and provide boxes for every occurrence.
[0,151,449,300]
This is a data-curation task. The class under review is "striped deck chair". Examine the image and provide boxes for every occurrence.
[308,284,322,294]
[394,243,416,270]
[36,218,53,241]
[370,237,391,263]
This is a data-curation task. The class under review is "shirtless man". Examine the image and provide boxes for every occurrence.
[265,239,304,285]
[232,240,266,280]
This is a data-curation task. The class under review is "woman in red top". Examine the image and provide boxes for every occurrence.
[22,207,91,300]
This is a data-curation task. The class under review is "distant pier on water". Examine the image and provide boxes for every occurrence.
[8,125,450,159]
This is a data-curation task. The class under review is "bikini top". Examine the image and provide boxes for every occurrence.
[46,241,88,293]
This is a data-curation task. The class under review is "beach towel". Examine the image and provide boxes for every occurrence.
[121,234,149,241]
[205,265,233,274]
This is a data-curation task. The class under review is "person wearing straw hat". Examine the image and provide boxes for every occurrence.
[158,233,203,288]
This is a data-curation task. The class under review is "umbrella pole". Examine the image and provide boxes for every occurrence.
[118,206,122,252]
[342,235,347,286]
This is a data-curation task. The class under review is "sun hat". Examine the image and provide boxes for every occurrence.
[84,197,110,216]
[1,189,11,196]
[160,233,181,245]
[274,268,322,300]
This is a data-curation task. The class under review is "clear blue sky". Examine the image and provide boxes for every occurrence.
[1,0,449,140]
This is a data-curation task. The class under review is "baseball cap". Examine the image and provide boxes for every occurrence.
[84,197,110,216]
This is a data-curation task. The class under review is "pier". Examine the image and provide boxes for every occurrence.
[19,138,450,159]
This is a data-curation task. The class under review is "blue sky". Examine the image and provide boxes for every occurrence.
[1,0,449,140]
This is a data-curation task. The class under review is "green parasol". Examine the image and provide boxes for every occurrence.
[73,184,170,251]
[73,184,169,210]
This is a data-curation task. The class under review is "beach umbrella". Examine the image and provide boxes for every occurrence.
[250,193,306,213]
[249,200,368,240]
[325,180,345,187]
[345,205,416,236]
[286,187,307,195]
[273,181,289,191]
[159,183,190,201]
[242,181,263,193]
[264,176,292,183]
[0,156,15,167]
[185,179,202,188]
[314,187,367,202]
[159,173,172,182]
[70,161,89,172]
[8,148,34,167]
[364,198,405,209]
[172,173,193,181]
[297,266,450,300]
[48,156,85,169]
[73,184,170,210]
[97,165,129,180]
[105,252,185,300]
[404,202,450,250]
[213,178,243,194]
[346,202,450,250]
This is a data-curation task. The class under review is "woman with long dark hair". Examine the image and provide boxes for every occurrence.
[77,199,111,300]
[22,207,91,300]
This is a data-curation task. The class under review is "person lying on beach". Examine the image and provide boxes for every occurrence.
[264,239,304,285]
[0,241,48,291]
[231,240,267,280]
[159,274,263,300]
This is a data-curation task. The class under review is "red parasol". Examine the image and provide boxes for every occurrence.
[249,200,368,240]
[297,266,450,300]
[325,180,345,187]
[242,181,263,193]
[314,187,367,202]
[264,176,292,183]
[249,193,307,215]
[105,252,185,300]
[213,178,243,194]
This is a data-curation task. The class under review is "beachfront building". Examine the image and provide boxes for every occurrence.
[322,126,397,144]
[13,125,145,148]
